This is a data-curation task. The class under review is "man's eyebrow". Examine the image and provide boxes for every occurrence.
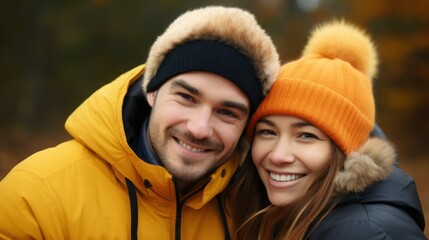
[170,79,200,95]
[221,101,249,115]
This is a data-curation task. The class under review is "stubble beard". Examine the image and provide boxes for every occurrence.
[148,122,224,185]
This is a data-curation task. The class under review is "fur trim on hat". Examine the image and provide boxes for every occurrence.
[335,138,396,193]
[142,6,280,95]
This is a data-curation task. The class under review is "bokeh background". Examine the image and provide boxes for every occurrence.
[1,0,428,236]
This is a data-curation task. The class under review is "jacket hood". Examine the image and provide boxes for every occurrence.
[64,65,243,207]
[335,137,425,230]
[65,65,145,186]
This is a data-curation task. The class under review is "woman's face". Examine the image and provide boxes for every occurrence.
[251,115,332,206]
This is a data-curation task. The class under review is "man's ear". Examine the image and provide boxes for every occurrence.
[146,92,155,107]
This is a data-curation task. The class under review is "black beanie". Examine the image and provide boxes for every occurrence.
[146,40,262,115]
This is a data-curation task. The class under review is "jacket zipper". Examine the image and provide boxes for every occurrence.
[175,189,183,240]
[173,178,211,240]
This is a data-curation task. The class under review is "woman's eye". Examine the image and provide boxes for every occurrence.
[299,132,318,139]
[256,129,275,136]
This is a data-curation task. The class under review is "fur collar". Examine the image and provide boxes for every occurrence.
[335,138,396,193]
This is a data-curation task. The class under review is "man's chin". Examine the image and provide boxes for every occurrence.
[172,163,215,180]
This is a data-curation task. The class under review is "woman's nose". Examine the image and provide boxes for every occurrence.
[268,139,296,164]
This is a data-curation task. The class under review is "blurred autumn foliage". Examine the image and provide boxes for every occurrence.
[0,0,428,236]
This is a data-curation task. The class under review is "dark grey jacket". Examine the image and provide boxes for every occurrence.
[308,127,426,239]
[309,165,426,239]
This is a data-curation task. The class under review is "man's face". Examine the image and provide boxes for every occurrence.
[146,71,250,189]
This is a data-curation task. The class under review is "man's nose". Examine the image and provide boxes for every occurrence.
[186,106,214,139]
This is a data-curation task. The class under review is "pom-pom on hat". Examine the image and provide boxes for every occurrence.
[247,20,378,154]
[142,6,280,115]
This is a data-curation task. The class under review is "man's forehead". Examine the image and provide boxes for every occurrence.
[165,72,237,93]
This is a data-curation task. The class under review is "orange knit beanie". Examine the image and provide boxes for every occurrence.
[247,20,378,154]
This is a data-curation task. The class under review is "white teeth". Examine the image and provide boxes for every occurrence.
[270,172,303,182]
[179,140,205,153]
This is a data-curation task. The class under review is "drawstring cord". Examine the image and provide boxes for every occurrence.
[126,178,138,240]
[216,194,231,240]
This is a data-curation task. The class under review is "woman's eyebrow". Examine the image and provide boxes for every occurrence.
[291,121,313,128]
[257,118,313,128]
[257,118,275,126]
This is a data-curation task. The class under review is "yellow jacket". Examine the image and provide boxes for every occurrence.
[0,65,243,239]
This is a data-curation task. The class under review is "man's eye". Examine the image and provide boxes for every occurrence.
[219,109,238,119]
[178,92,194,102]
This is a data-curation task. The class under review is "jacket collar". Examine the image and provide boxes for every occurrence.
[335,137,396,193]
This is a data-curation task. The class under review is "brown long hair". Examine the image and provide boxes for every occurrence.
[226,141,345,240]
